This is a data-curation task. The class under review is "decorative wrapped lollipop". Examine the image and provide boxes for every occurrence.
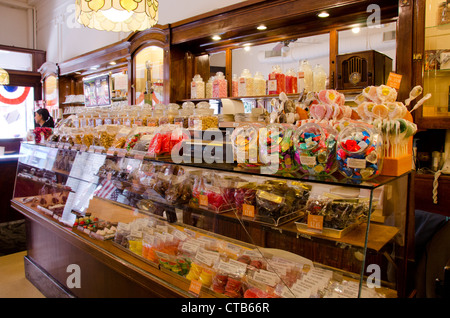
[336,123,383,180]
[302,90,356,127]
[293,122,338,176]
[354,85,430,158]
[258,123,297,173]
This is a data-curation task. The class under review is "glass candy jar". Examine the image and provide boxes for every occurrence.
[336,123,384,180]
[293,122,338,176]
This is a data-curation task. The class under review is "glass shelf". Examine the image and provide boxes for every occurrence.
[25,142,409,191]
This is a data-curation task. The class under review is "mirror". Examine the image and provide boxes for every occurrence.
[134,46,164,106]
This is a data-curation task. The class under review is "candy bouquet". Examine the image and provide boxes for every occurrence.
[353,85,430,158]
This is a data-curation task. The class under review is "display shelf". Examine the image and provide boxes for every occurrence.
[12,142,412,298]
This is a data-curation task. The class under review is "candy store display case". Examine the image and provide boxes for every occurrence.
[11,141,413,298]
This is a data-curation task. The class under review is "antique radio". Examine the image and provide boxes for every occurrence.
[336,50,392,90]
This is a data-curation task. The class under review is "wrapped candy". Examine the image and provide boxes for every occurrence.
[259,123,298,173]
[354,85,430,158]
[293,122,338,176]
[336,123,383,180]
[308,90,353,123]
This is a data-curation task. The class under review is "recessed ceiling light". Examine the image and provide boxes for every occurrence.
[244,46,251,52]
[90,66,99,70]
[243,43,251,47]
[352,27,360,34]
[257,24,267,31]
[109,61,117,65]
[317,11,329,18]
[212,35,221,41]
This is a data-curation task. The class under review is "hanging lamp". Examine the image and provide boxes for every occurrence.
[76,0,158,32]
[0,68,9,85]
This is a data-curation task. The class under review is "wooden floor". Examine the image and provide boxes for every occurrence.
[0,251,45,298]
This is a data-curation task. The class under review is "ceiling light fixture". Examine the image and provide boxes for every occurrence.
[257,24,267,31]
[352,27,360,34]
[317,11,329,18]
[76,0,158,32]
[212,35,221,41]
[109,61,117,65]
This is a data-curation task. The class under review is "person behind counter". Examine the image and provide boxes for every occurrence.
[35,108,55,128]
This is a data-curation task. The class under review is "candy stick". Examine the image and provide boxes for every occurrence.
[409,93,431,113]
[405,85,423,107]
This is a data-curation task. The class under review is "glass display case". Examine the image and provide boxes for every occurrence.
[134,46,165,107]
[415,0,450,128]
[12,141,412,298]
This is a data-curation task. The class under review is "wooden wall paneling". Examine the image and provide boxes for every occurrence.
[396,0,414,103]
[225,48,233,97]
[170,0,397,46]
[329,29,338,89]
[128,27,170,105]
[194,54,210,87]
[169,46,188,103]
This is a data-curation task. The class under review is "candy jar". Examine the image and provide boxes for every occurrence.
[231,123,262,168]
[293,122,338,176]
[268,65,285,95]
[259,123,298,173]
[313,64,327,92]
[191,74,205,99]
[238,69,254,97]
[336,123,384,180]
[253,71,266,96]
[206,76,214,99]
[181,101,195,116]
[232,74,239,97]
[299,60,313,93]
[213,72,228,98]
[285,69,298,94]
[174,108,189,128]
[167,103,180,124]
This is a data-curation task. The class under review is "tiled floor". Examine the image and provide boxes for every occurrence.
[0,251,45,298]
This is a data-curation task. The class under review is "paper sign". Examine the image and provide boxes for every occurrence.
[189,279,202,296]
[242,204,255,218]
[199,195,208,206]
[386,72,402,90]
[307,214,324,231]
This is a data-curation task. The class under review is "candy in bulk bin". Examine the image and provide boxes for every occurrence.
[258,123,297,173]
[213,72,228,98]
[293,122,338,176]
[336,123,383,180]
[231,123,262,168]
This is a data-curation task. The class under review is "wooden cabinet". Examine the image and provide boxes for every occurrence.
[413,0,450,129]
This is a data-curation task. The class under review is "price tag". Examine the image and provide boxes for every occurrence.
[386,72,402,90]
[188,279,202,296]
[199,195,208,206]
[242,204,255,218]
[64,144,70,150]
[117,149,127,157]
[80,145,87,152]
[307,214,323,231]
[106,149,115,156]
[58,143,64,149]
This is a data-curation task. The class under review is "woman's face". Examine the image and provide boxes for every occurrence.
[35,112,43,124]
